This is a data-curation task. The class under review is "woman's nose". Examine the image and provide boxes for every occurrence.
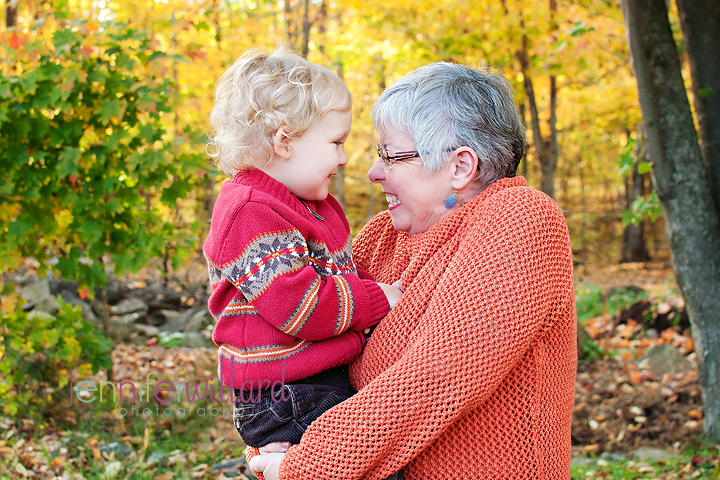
[367,158,386,183]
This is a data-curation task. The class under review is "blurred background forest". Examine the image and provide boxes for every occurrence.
[0,0,669,269]
[3,0,719,479]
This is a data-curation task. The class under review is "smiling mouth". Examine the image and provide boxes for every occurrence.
[385,193,401,210]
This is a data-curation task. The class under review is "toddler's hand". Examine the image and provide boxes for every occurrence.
[259,442,292,453]
[378,282,402,308]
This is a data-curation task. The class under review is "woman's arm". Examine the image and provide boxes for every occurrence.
[275,189,574,480]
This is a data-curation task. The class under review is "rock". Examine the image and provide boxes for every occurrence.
[570,457,595,467]
[151,309,180,327]
[631,447,680,462]
[48,277,80,297]
[145,451,168,467]
[103,274,124,305]
[36,294,60,314]
[637,343,694,378]
[20,279,51,302]
[213,457,245,471]
[116,312,144,323]
[645,328,659,339]
[599,451,627,462]
[213,457,259,480]
[181,332,215,348]
[98,442,133,459]
[161,307,204,333]
[134,323,159,337]
[20,279,60,314]
[110,297,149,317]
[184,308,213,333]
[107,314,141,343]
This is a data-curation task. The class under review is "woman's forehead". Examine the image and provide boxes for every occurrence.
[379,129,416,150]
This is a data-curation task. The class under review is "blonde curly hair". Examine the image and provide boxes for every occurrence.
[207,45,352,176]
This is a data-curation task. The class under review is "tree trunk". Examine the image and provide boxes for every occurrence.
[6,0,17,28]
[516,20,558,201]
[301,0,310,58]
[675,0,720,213]
[578,160,588,266]
[622,0,720,442]
[213,0,222,43]
[621,166,650,263]
[316,0,327,59]
[284,0,296,50]
[621,126,650,263]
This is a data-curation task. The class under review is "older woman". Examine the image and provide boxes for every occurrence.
[249,62,576,479]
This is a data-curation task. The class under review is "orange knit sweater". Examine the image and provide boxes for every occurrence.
[252,177,577,480]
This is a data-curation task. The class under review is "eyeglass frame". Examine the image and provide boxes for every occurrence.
[375,144,467,168]
[375,144,420,167]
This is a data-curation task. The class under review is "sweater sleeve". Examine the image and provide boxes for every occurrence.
[276,190,573,479]
[210,202,390,340]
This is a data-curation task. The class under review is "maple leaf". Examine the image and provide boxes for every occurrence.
[9,32,27,50]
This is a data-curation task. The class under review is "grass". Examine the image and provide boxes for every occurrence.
[572,445,720,479]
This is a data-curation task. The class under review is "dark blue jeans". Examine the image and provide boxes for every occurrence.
[233,365,403,479]
[233,365,355,448]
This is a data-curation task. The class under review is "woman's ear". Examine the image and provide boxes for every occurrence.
[450,147,479,190]
[273,127,292,159]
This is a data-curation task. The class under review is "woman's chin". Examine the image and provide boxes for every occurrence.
[389,213,411,233]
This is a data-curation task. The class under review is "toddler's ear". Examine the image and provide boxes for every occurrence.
[273,127,292,159]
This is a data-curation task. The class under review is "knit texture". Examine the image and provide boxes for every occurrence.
[204,168,391,390]
[248,176,577,479]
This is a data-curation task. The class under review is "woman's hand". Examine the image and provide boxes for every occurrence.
[248,452,286,480]
[378,282,403,308]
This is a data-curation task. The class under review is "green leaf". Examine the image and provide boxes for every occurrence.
[114,52,136,71]
[618,153,634,176]
[619,210,635,227]
[77,221,104,244]
[551,39,566,52]
[637,161,652,174]
[568,22,595,37]
[99,99,123,124]
[194,20,211,31]
[52,28,80,49]
[105,197,123,213]
[57,146,80,178]
[698,87,712,98]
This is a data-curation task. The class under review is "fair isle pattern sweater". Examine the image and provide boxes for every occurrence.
[204,168,390,390]
[248,176,577,479]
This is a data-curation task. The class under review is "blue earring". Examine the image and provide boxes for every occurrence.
[444,192,465,209]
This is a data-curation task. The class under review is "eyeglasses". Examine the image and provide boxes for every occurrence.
[376,144,420,168]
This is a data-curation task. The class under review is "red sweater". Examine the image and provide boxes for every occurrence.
[204,168,390,390]
[251,176,576,479]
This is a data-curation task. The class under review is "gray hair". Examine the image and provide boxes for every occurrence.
[372,62,526,189]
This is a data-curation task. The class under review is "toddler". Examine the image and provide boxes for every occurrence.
[204,45,402,449]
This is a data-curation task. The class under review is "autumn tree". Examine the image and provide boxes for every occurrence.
[0,14,205,333]
[621,0,720,441]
